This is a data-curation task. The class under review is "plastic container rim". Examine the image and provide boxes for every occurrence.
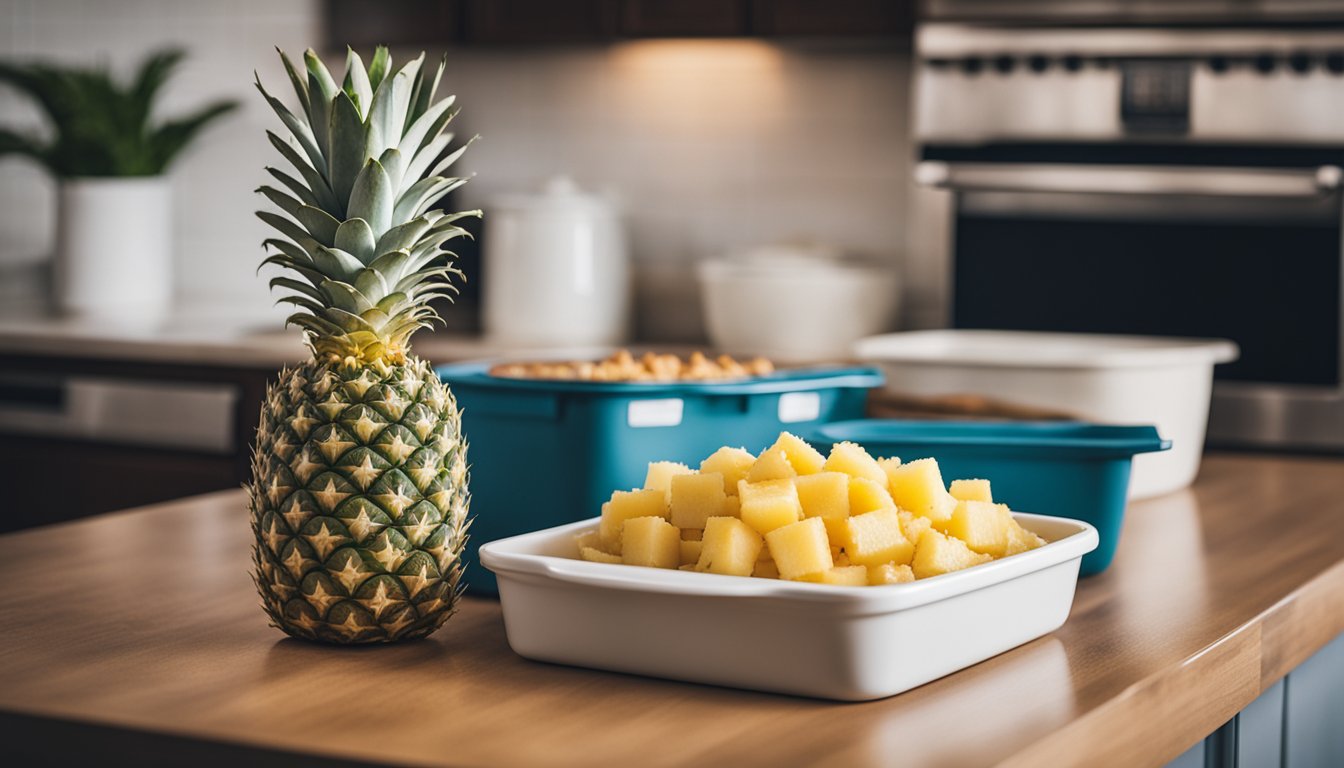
[436,362,885,396]
[854,330,1240,371]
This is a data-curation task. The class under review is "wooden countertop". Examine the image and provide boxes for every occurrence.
[2,454,1342,767]
[0,315,516,368]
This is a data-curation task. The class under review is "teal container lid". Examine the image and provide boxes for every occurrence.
[437,362,884,396]
[809,420,1172,460]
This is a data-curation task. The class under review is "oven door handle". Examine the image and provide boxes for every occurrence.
[914,161,1343,198]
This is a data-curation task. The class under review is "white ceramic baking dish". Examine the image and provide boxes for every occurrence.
[854,330,1239,499]
[480,514,1098,702]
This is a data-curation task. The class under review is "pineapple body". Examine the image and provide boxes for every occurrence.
[249,355,469,644]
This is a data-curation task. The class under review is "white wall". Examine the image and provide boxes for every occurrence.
[436,41,913,339]
[0,4,914,339]
[0,0,320,324]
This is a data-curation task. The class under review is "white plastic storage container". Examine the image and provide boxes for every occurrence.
[480,514,1098,702]
[854,331,1239,499]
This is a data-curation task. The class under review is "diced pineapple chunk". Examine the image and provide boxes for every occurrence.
[868,563,915,585]
[849,476,897,515]
[580,546,623,564]
[752,559,779,579]
[680,539,704,566]
[898,509,932,547]
[600,489,668,548]
[822,441,888,487]
[1004,518,1048,556]
[949,478,993,503]
[794,471,850,541]
[746,449,797,483]
[765,517,833,580]
[738,478,803,535]
[621,516,680,569]
[798,565,869,586]
[945,500,1012,557]
[573,529,602,553]
[767,431,827,475]
[644,461,693,498]
[878,456,903,491]
[700,446,756,496]
[696,516,763,576]
[669,472,728,529]
[841,508,915,567]
[887,458,956,528]
[722,495,740,518]
[911,528,992,579]
[681,528,703,542]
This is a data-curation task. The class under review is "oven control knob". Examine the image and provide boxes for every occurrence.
[1254,53,1277,74]
[1208,55,1230,74]
[961,57,983,75]
[993,55,1015,74]
[1028,54,1050,73]
[1326,53,1344,74]
[1062,54,1084,72]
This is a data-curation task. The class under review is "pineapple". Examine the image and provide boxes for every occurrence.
[868,563,915,585]
[911,528,992,579]
[746,449,797,483]
[738,478,803,535]
[794,471,850,540]
[765,517,833,580]
[580,547,622,565]
[622,517,680,569]
[696,517,763,576]
[669,472,727,529]
[949,478,993,503]
[822,441,888,487]
[945,500,1012,558]
[841,508,914,567]
[645,461,694,498]
[600,489,668,548]
[249,47,481,643]
[699,447,755,495]
[767,431,827,475]
[798,565,869,586]
[887,458,957,528]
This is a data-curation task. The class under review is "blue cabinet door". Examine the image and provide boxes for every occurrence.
[1284,632,1344,768]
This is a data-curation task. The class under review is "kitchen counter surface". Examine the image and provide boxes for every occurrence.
[0,314,512,368]
[1,453,1342,767]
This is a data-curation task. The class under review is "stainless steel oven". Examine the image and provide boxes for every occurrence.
[913,6,1344,451]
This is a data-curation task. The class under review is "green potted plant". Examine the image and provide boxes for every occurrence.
[0,49,237,322]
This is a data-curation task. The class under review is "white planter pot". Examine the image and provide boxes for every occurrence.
[54,177,173,323]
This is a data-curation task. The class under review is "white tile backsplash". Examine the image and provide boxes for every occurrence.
[0,5,915,339]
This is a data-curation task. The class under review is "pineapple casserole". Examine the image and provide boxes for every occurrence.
[248,47,476,643]
[489,349,775,382]
[576,432,1047,585]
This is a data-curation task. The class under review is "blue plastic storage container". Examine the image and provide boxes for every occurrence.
[437,363,884,593]
[805,420,1171,576]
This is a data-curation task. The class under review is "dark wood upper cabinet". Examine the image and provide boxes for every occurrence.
[327,0,463,50]
[324,0,913,48]
[620,0,749,37]
[462,0,619,44]
[752,0,914,37]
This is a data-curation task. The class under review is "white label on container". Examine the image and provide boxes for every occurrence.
[778,391,821,423]
[628,398,684,428]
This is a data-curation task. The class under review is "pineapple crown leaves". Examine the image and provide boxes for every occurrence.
[255,46,481,367]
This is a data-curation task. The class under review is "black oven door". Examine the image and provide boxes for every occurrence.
[921,160,1344,390]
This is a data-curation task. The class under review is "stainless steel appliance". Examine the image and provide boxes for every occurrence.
[913,3,1344,451]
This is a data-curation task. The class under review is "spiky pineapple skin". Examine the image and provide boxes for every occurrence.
[248,355,469,644]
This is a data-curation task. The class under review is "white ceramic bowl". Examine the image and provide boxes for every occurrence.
[481,514,1097,702]
[698,258,898,363]
[854,330,1240,499]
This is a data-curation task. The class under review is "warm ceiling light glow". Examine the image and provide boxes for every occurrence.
[609,38,785,75]
[607,40,788,133]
